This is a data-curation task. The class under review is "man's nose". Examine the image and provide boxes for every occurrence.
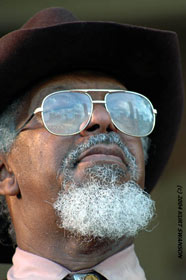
[80,104,117,136]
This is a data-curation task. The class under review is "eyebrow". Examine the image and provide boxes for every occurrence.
[38,85,68,96]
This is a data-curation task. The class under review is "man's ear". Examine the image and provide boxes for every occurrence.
[0,157,19,196]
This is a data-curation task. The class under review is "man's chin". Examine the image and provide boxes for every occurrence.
[60,228,135,252]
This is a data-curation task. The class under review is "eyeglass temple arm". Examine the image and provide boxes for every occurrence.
[16,107,42,135]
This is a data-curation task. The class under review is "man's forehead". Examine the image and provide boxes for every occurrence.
[28,71,126,110]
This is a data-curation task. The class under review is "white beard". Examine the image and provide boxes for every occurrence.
[53,165,155,240]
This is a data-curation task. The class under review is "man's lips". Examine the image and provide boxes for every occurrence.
[76,145,127,166]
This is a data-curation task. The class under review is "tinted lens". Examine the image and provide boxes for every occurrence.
[42,92,92,135]
[106,91,155,136]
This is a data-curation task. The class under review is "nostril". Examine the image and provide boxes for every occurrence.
[87,124,100,132]
[106,125,113,133]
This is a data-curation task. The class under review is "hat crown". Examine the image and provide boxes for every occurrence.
[21,7,79,29]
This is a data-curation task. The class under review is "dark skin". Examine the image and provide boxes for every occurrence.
[0,71,145,271]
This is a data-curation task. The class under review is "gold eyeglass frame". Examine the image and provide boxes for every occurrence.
[16,89,157,137]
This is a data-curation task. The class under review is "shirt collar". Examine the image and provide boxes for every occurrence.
[7,244,146,280]
[95,244,147,280]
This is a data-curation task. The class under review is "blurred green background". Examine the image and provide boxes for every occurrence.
[0,0,185,279]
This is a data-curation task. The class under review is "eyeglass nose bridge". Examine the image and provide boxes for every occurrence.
[91,99,111,119]
[92,100,106,104]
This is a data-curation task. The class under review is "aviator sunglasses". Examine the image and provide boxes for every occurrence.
[16,89,157,137]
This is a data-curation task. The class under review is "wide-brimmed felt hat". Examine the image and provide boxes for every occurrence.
[0,7,184,263]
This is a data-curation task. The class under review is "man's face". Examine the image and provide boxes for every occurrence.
[5,71,154,268]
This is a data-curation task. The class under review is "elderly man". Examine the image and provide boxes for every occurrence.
[0,7,184,280]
